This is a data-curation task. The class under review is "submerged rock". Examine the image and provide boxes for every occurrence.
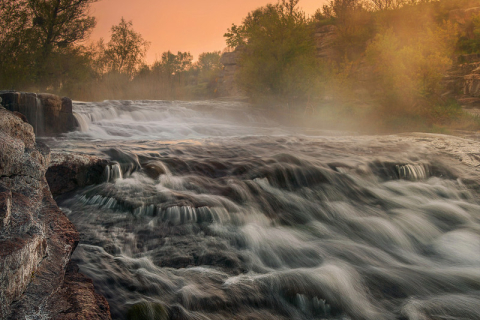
[0,106,111,319]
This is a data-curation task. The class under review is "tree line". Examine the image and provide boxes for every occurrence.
[225,0,480,131]
[0,0,222,101]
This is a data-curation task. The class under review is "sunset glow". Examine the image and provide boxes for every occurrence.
[89,0,325,62]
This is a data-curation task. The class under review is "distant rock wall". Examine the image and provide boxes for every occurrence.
[314,25,338,59]
[444,56,480,108]
[0,91,77,136]
[0,106,111,319]
[443,6,480,109]
[218,50,244,97]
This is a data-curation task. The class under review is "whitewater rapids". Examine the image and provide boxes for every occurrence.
[47,100,480,320]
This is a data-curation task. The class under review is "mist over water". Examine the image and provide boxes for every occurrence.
[70,100,292,141]
[53,100,480,320]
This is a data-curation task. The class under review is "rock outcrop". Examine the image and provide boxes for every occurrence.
[0,91,77,136]
[0,106,111,319]
[314,25,338,59]
[442,54,480,113]
[218,49,244,97]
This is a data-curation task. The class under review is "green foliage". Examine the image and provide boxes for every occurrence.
[0,0,98,90]
[321,0,375,60]
[457,13,480,53]
[194,51,222,97]
[197,51,221,72]
[365,25,453,117]
[305,0,479,132]
[225,1,318,106]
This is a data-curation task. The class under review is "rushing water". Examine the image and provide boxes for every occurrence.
[50,100,480,320]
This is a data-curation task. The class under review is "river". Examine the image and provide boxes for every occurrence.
[46,99,480,320]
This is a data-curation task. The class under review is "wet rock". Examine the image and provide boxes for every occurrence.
[0,106,111,319]
[47,261,111,320]
[47,152,111,197]
[0,91,77,136]
[39,93,76,135]
[142,160,168,179]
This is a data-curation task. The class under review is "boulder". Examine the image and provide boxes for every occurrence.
[47,152,112,197]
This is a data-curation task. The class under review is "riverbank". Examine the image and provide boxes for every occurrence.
[0,105,111,319]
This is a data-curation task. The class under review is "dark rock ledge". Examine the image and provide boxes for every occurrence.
[47,153,112,198]
[0,106,111,319]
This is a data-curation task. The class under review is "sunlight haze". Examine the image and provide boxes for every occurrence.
[90,0,325,62]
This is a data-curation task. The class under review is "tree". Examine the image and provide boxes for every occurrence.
[153,51,193,76]
[365,24,455,121]
[103,18,150,76]
[193,51,222,97]
[197,51,221,72]
[0,0,99,89]
[224,1,318,106]
[0,0,33,87]
[370,0,403,10]
[321,0,374,60]
[28,0,98,59]
[282,0,300,15]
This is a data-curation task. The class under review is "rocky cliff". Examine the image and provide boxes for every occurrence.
[0,106,110,319]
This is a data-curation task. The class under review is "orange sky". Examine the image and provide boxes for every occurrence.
[89,0,325,63]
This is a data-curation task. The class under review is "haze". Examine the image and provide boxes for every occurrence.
[90,0,324,62]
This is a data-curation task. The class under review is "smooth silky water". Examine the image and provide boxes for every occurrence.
[46,100,480,320]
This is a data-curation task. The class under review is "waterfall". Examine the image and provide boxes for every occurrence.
[68,100,286,140]
[35,95,45,136]
[73,112,90,132]
[396,163,430,180]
